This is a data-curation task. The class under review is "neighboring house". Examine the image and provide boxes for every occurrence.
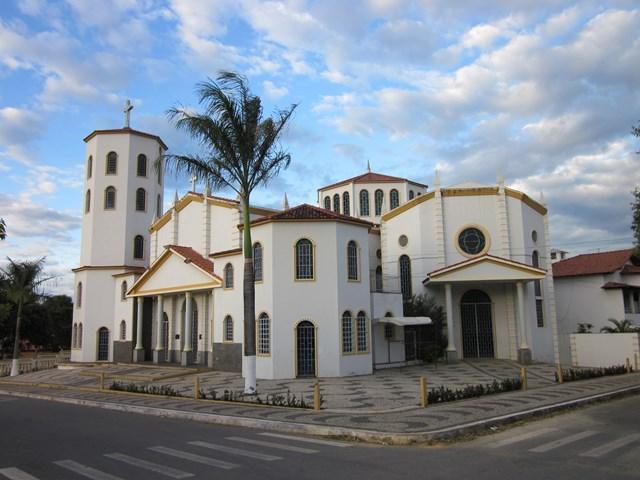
[71,117,559,378]
[553,249,640,364]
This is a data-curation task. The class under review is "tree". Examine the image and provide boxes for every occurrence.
[633,121,640,153]
[0,258,49,375]
[161,72,296,393]
[600,318,638,333]
[631,187,640,256]
[404,294,447,361]
[0,218,6,240]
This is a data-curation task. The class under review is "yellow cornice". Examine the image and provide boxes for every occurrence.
[149,211,172,233]
[210,248,242,258]
[505,188,547,215]
[72,265,143,273]
[428,255,546,280]
[128,282,221,297]
[441,187,499,197]
[381,191,435,222]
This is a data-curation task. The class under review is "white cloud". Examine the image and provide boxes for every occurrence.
[262,80,288,100]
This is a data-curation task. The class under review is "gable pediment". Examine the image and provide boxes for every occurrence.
[425,255,546,284]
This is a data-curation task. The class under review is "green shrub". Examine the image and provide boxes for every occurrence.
[555,364,631,382]
[427,377,522,404]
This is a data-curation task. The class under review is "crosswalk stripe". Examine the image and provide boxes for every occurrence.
[104,453,194,478]
[489,428,558,448]
[529,431,599,453]
[148,446,239,470]
[53,460,123,480]
[0,467,40,480]
[259,432,351,447]
[579,433,640,458]
[189,441,282,461]
[226,436,318,454]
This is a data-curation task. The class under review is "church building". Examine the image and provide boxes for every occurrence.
[70,111,559,379]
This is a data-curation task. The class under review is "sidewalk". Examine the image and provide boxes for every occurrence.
[1,364,638,444]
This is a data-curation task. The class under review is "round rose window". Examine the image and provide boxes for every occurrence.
[458,227,486,255]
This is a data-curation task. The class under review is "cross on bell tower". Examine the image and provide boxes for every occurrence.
[123,99,133,128]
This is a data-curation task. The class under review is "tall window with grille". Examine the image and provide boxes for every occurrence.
[104,186,116,210]
[77,323,83,348]
[136,188,146,211]
[257,313,270,355]
[224,263,234,288]
[399,255,412,302]
[119,320,126,340]
[347,240,358,280]
[85,189,91,213]
[324,196,330,209]
[156,194,162,218]
[133,235,144,259]
[342,192,350,216]
[374,189,384,215]
[341,311,353,353]
[390,189,399,209]
[136,154,147,177]
[87,156,92,179]
[106,151,117,174]
[333,194,340,213]
[532,250,544,327]
[76,282,82,308]
[409,190,414,200]
[121,281,127,300]
[295,239,314,280]
[253,243,263,282]
[359,190,369,216]
[375,265,383,292]
[356,311,368,352]
[72,323,78,349]
[224,315,233,341]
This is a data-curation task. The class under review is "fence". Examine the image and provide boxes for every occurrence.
[0,351,70,377]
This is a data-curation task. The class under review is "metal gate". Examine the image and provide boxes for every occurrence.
[404,329,416,361]
[461,290,494,358]
[296,321,316,377]
[97,327,109,361]
[162,313,169,361]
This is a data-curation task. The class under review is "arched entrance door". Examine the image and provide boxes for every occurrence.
[296,321,316,377]
[460,290,494,358]
[97,327,109,361]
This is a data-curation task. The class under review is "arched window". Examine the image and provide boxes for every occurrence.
[72,323,78,349]
[375,265,383,292]
[409,190,415,200]
[87,156,92,179]
[156,194,162,218]
[341,311,353,353]
[224,315,233,342]
[85,189,91,213]
[333,194,340,214]
[253,243,263,282]
[157,158,162,185]
[359,190,369,216]
[104,186,116,210]
[136,188,146,211]
[106,151,117,175]
[191,300,198,354]
[136,154,147,177]
[399,255,412,302]
[97,327,108,360]
[384,312,394,339]
[295,239,314,280]
[356,311,368,352]
[133,235,144,259]
[76,282,82,308]
[390,189,399,209]
[224,263,234,288]
[342,192,350,216]
[324,196,331,210]
[162,313,169,360]
[532,250,544,327]
[121,281,127,301]
[347,240,358,280]
[119,320,126,340]
[77,323,83,348]
[257,313,270,355]
[374,189,384,215]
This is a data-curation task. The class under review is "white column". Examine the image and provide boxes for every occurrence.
[155,295,164,351]
[135,297,144,350]
[183,291,192,352]
[445,283,456,357]
[516,281,529,349]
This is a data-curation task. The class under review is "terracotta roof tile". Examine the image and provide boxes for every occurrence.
[552,249,635,278]
[319,171,428,191]
[249,204,373,228]
[209,247,242,258]
[601,282,637,289]
[167,245,215,274]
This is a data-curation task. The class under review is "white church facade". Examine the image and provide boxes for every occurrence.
[71,118,559,379]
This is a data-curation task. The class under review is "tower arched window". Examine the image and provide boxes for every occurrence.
[104,186,116,210]
[121,281,127,301]
[135,188,146,211]
[347,240,358,280]
[257,313,270,355]
[106,151,117,175]
[374,189,384,215]
[375,265,383,292]
[72,323,78,349]
[224,263,234,288]
[409,190,415,200]
[133,235,144,259]
[76,282,82,308]
[253,243,263,282]
[119,320,126,340]
[295,239,314,280]
[87,156,92,179]
[333,194,340,214]
[77,323,83,348]
[224,315,233,342]
[359,190,369,216]
[156,194,162,218]
[85,189,91,213]
[399,255,412,302]
[157,157,162,184]
[136,154,147,177]
[390,189,399,209]
[341,311,353,353]
[356,311,368,352]
[324,196,331,210]
[342,192,350,216]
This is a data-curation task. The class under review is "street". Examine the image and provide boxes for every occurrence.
[0,394,639,479]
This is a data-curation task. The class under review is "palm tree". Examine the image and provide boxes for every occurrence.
[0,218,6,240]
[0,257,49,376]
[600,318,639,333]
[161,72,296,393]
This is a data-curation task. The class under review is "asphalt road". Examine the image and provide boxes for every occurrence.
[0,394,639,479]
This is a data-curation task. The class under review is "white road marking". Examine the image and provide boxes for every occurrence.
[104,453,194,478]
[148,446,238,470]
[0,467,40,480]
[259,432,351,447]
[489,428,558,448]
[529,431,599,453]
[226,436,318,454]
[189,441,282,461]
[579,433,640,458]
[53,460,123,480]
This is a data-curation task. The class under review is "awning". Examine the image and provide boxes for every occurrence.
[374,316,432,326]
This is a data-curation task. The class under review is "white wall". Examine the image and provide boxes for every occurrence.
[570,333,640,368]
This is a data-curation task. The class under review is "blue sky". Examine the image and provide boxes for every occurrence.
[0,0,639,295]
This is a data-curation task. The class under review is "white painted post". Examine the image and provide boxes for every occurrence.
[184,292,192,353]
[135,297,144,351]
[155,295,164,351]
[445,283,456,360]
[516,282,529,350]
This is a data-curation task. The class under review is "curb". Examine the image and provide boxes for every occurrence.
[1,383,639,445]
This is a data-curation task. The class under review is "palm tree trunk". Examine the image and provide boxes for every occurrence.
[242,197,257,393]
[10,299,23,376]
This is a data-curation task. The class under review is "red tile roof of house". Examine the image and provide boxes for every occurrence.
[318,171,428,191]
[247,203,373,228]
[167,245,215,274]
[552,249,636,278]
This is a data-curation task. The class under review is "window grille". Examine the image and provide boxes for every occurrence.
[224,263,234,288]
[359,190,369,216]
[97,327,108,360]
[104,187,116,209]
[295,239,314,279]
[253,243,263,282]
[121,281,127,301]
[399,255,412,301]
[258,313,270,355]
[324,196,330,209]
[120,320,126,340]
[137,154,147,176]
[87,156,92,179]
[347,241,358,280]
[106,152,117,174]
[85,189,91,213]
[375,265,383,292]
[342,311,353,353]
[76,282,82,308]
[133,235,144,259]
[390,189,399,209]
[342,192,350,216]
[136,188,146,211]
[357,311,368,352]
[224,316,233,341]
[374,189,384,215]
[333,194,340,213]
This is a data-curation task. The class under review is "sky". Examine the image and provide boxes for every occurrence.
[0,0,639,296]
